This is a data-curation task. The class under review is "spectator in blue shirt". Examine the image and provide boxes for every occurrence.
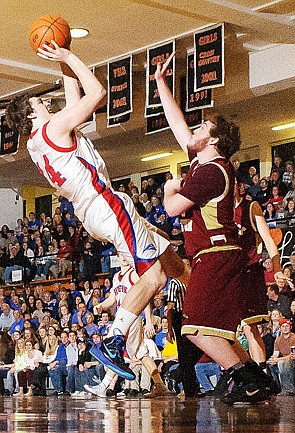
[58,196,74,218]
[9,310,25,334]
[27,212,40,234]
[67,281,82,313]
[151,195,165,219]
[48,331,69,395]
[84,313,100,340]
[71,302,91,327]
[64,212,77,228]
[154,316,168,351]
[145,202,157,226]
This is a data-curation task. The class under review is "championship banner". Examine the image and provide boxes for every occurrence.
[146,40,175,108]
[180,77,202,129]
[146,113,169,135]
[194,23,224,91]
[107,56,132,120]
[107,113,131,128]
[0,115,19,156]
[184,110,202,129]
[186,50,213,111]
[145,105,164,118]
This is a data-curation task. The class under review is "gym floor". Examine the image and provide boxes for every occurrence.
[0,393,294,433]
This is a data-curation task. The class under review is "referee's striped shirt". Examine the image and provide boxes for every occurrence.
[167,278,186,313]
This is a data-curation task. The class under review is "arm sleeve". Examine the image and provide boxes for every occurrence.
[180,163,226,206]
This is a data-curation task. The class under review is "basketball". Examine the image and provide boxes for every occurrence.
[29,15,71,53]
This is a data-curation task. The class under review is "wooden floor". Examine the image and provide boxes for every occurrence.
[0,393,294,433]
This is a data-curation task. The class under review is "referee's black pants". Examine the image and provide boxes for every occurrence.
[173,310,203,397]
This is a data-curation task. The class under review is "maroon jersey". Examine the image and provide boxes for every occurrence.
[234,198,262,266]
[180,156,238,257]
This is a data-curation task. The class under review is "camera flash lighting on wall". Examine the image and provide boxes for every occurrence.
[141,152,173,162]
[271,122,295,131]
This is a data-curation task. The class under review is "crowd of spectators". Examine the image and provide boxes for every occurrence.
[0,160,295,398]
[0,196,119,286]
[234,157,295,228]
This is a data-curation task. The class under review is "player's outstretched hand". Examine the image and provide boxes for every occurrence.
[37,40,70,63]
[155,52,175,81]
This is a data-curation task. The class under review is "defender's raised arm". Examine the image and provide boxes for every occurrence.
[155,53,191,154]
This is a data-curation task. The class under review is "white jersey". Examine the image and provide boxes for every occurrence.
[27,121,111,222]
[27,121,170,276]
[113,267,148,359]
[112,266,135,308]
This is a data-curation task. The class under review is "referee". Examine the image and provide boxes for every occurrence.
[166,259,204,397]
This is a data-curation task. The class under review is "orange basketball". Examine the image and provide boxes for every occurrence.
[29,15,71,53]
[270,227,283,245]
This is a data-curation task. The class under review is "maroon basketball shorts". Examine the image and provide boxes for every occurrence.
[182,248,247,341]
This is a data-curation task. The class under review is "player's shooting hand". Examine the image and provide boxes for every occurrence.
[155,52,175,81]
[37,40,71,63]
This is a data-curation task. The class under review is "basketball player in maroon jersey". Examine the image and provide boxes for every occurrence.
[155,53,270,404]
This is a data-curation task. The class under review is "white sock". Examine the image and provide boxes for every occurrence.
[101,374,113,389]
[108,307,137,336]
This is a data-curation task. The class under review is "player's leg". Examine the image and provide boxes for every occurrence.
[182,250,269,404]
[236,324,281,395]
[124,318,170,398]
[188,334,241,370]
[84,368,116,397]
[118,259,168,317]
[141,355,171,397]
[187,333,269,404]
[90,262,167,381]
[243,324,266,364]
[142,218,170,241]
[84,192,179,379]
[159,244,191,285]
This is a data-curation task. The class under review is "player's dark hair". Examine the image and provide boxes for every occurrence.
[5,93,33,136]
[208,115,241,160]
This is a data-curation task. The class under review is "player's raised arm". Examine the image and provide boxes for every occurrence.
[60,62,82,109]
[37,41,106,136]
[155,53,191,154]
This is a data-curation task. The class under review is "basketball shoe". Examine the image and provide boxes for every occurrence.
[143,383,172,398]
[84,383,107,397]
[89,335,135,381]
[221,365,270,405]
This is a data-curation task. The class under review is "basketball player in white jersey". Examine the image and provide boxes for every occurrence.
[85,253,170,397]
[6,42,186,380]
